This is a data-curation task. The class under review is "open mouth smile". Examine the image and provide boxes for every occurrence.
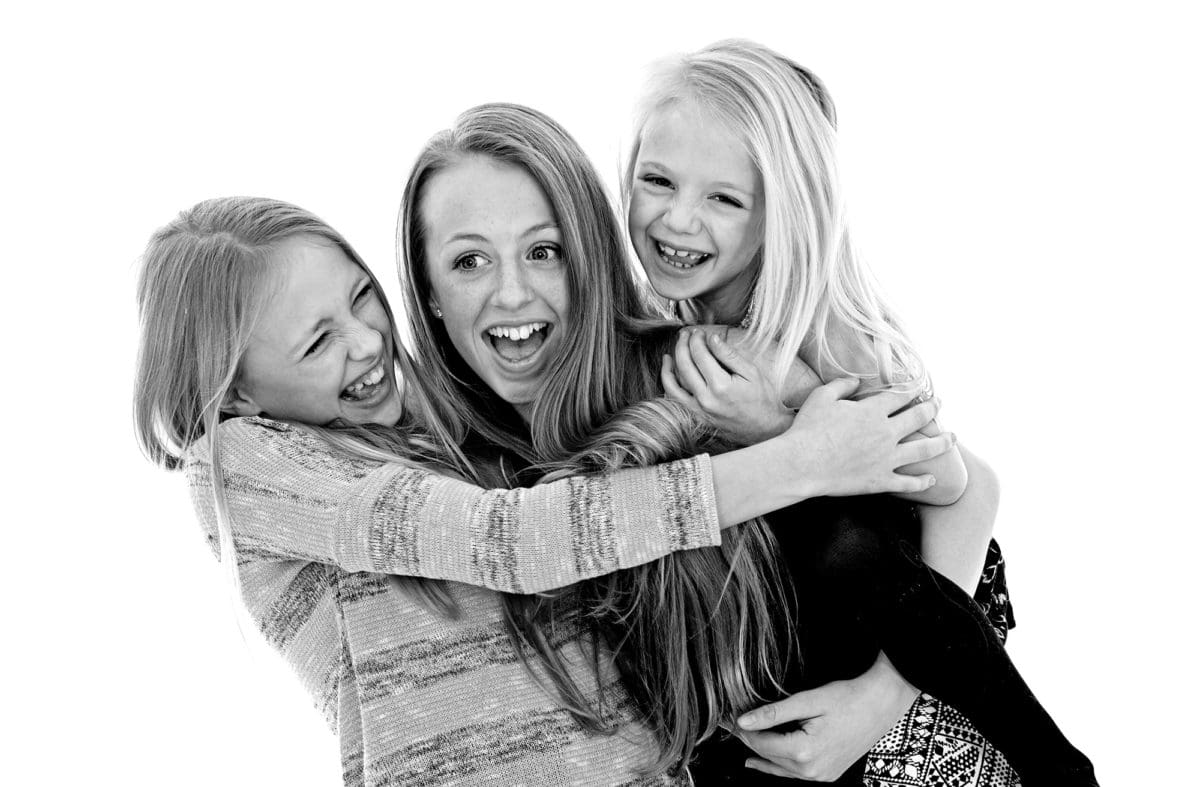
[341,362,388,403]
[484,321,552,367]
[654,239,713,269]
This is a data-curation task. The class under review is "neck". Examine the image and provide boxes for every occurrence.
[695,265,758,326]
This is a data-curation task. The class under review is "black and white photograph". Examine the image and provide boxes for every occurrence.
[7,2,1195,784]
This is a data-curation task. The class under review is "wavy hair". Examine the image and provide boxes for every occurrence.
[624,38,928,395]
[399,104,792,774]
[132,196,461,617]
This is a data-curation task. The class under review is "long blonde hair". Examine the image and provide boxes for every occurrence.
[133,196,461,616]
[399,104,792,774]
[625,38,928,394]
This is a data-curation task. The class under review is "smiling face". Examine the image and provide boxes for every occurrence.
[420,156,569,418]
[628,100,766,323]
[228,235,404,427]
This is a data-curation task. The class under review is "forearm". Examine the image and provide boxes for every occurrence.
[916,444,999,593]
[710,437,816,527]
[204,418,725,593]
[865,650,920,721]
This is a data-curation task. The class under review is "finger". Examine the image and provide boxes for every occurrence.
[737,694,821,731]
[672,329,708,393]
[869,389,919,415]
[737,730,810,762]
[661,355,699,407]
[895,432,956,466]
[689,328,730,385]
[706,331,761,380]
[807,376,860,404]
[890,398,941,435]
[744,758,795,778]
[885,472,938,494]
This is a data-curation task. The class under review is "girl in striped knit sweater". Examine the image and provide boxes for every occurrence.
[133,196,948,785]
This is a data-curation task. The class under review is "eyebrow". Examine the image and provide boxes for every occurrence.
[521,221,560,238]
[444,222,560,245]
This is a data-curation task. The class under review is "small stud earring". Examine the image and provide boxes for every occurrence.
[432,306,443,318]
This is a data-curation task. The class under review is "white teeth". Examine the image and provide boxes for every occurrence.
[656,241,708,262]
[487,322,547,339]
[345,364,384,394]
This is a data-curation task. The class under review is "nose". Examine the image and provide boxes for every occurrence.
[491,258,535,310]
[345,319,384,362]
[662,194,701,235]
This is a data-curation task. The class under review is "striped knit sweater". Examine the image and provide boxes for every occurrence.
[185,416,722,786]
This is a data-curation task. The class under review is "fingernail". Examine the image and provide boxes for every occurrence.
[736,712,754,727]
[710,332,723,344]
[928,476,937,487]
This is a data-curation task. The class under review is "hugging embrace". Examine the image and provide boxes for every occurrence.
[133,39,1097,787]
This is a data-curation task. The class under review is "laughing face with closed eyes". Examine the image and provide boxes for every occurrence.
[419,155,568,420]
[224,235,405,427]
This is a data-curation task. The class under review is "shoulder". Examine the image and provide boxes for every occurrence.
[193,416,380,480]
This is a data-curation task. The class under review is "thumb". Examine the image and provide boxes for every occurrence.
[706,331,759,379]
[810,376,860,403]
[736,690,821,731]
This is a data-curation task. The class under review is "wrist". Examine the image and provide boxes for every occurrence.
[770,428,824,503]
[866,652,919,714]
[750,407,796,445]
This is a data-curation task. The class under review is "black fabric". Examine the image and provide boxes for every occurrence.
[689,496,1097,787]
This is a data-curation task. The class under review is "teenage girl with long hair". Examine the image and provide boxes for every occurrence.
[400,102,1094,786]
[622,40,1097,785]
[133,196,944,785]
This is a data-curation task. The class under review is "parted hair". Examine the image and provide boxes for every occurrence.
[399,103,792,775]
[624,38,928,395]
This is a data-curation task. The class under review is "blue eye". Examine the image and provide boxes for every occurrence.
[528,243,562,263]
[711,193,744,208]
[640,174,672,189]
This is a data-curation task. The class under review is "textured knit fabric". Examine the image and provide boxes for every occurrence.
[185,416,723,786]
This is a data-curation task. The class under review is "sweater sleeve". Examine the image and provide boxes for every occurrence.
[185,417,722,593]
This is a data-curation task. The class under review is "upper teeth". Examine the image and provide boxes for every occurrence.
[487,322,547,340]
[347,365,385,392]
[658,242,707,261]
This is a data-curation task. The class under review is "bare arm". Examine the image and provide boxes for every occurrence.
[917,444,1000,593]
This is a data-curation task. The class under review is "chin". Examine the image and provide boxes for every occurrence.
[648,275,700,303]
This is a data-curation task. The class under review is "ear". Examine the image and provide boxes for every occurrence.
[220,384,264,417]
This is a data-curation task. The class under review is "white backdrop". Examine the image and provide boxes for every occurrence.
[5,2,1196,784]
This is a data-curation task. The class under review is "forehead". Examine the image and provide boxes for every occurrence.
[420,156,555,242]
[254,236,365,342]
[638,101,757,181]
